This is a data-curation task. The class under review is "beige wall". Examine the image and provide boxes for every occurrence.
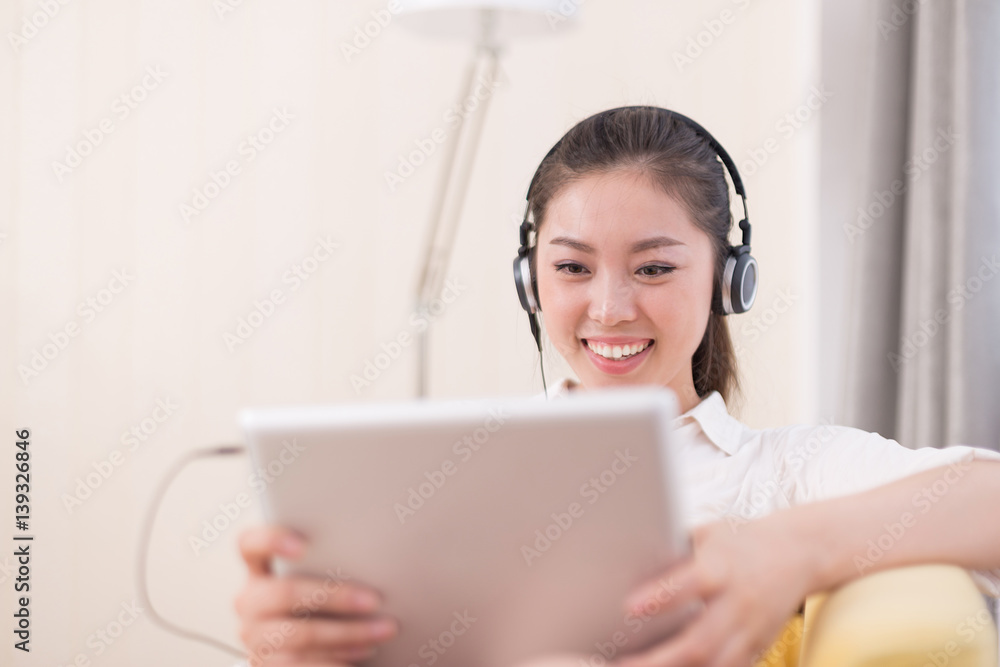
[1,1,825,665]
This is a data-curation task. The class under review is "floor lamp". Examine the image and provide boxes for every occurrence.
[397,0,575,398]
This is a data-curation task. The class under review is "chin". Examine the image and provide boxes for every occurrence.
[576,367,647,387]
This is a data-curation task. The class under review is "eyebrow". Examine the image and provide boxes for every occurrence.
[547,235,686,254]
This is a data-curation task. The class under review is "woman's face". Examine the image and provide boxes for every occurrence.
[534,169,716,405]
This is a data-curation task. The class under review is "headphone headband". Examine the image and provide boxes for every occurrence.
[522,106,751,247]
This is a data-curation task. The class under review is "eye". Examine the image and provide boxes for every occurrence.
[554,262,589,275]
[638,265,675,277]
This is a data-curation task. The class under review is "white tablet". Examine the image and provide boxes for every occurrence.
[240,385,693,667]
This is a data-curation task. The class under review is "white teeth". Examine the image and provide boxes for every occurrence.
[586,340,650,360]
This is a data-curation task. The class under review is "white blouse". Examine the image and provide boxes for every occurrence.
[546,377,1000,596]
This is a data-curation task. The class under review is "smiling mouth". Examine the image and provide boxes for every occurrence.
[582,339,654,360]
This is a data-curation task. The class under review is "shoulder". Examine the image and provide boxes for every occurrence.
[765,421,1000,503]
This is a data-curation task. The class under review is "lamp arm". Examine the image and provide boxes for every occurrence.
[413,9,502,397]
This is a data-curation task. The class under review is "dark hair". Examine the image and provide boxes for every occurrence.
[528,106,741,404]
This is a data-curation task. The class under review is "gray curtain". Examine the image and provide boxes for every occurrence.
[842,0,1000,451]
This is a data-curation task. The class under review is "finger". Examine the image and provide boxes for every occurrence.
[288,644,379,664]
[252,643,378,666]
[236,575,383,620]
[617,595,734,667]
[253,656,356,667]
[708,638,759,667]
[241,615,398,655]
[714,604,800,667]
[623,561,703,619]
[509,653,593,667]
[239,525,306,577]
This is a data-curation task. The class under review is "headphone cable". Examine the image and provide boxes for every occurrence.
[136,444,249,660]
[536,313,549,399]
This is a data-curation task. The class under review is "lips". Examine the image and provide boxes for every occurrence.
[580,338,654,376]
[583,337,654,346]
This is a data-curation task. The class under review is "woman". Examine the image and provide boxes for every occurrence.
[233,107,1000,667]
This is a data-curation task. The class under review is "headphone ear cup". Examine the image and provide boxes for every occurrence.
[530,252,540,311]
[719,247,758,315]
[512,253,540,314]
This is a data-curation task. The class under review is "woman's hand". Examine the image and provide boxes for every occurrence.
[234,524,400,666]
[614,510,819,667]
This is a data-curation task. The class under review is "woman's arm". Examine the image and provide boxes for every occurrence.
[800,459,1000,592]
[615,459,1000,667]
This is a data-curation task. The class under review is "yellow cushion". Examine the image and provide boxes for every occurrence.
[755,613,805,667]
[797,565,996,667]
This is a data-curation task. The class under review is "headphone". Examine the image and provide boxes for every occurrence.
[512,107,758,367]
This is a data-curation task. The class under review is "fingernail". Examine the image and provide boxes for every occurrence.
[354,589,381,611]
[279,534,304,557]
[370,618,397,639]
[624,589,649,612]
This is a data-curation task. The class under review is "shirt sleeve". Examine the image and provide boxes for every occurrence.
[772,424,1000,597]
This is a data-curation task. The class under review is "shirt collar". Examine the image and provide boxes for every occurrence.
[675,390,743,455]
[550,379,742,455]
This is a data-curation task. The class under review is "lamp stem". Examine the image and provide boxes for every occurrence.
[414,10,502,398]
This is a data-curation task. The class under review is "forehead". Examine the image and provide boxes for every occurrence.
[539,170,702,244]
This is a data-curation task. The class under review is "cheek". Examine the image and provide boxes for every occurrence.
[537,280,581,333]
[686,249,718,312]
[648,270,714,342]
[535,270,568,326]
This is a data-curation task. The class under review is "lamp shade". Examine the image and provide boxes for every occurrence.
[396,0,579,41]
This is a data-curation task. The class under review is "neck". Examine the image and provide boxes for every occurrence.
[566,378,704,413]
[673,383,703,414]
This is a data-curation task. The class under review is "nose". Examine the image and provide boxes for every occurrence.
[587,270,638,327]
